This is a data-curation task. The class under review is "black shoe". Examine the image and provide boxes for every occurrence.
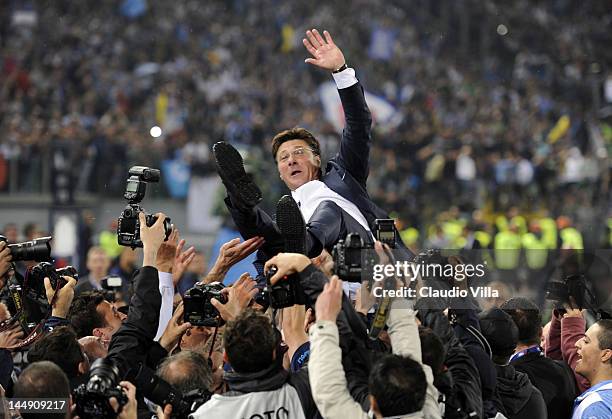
[276,195,306,254]
[213,141,262,208]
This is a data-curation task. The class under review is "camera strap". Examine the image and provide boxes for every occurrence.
[368,246,397,340]
[0,265,62,349]
[208,325,220,360]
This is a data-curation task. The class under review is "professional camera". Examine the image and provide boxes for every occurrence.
[263,266,306,309]
[73,358,128,419]
[183,282,227,327]
[546,274,592,309]
[373,219,396,248]
[100,276,123,303]
[0,235,52,262]
[26,262,78,302]
[134,364,210,419]
[332,233,376,282]
[117,166,172,248]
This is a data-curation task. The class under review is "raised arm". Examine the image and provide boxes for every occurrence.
[303,29,372,188]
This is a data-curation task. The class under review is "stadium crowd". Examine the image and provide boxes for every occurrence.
[1,0,611,230]
[1,1,612,419]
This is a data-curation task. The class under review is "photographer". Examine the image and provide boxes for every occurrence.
[0,240,11,283]
[27,326,90,390]
[308,276,440,419]
[105,212,172,376]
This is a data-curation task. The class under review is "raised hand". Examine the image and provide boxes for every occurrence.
[264,253,311,285]
[315,275,343,322]
[203,237,264,284]
[303,29,346,72]
[172,234,196,287]
[211,273,259,321]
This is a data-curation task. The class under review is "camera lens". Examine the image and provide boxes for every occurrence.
[8,237,52,262]
[87,358,121,393]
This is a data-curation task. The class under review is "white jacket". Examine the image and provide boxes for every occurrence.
[308,299,441,419]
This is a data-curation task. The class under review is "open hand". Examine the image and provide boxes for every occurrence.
[303,29,346,71]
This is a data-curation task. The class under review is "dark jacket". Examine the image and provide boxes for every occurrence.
[417,302,484,418]
[511,350,577,419]
[228,81,412,268]
[107,266,167,377]
[494,364,547,419]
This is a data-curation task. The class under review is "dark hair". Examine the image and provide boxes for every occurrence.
[28,326,84,379]
[479,307,519,363]
[68,291,107,338]
[271,127,320,160]
[500,297,542,345]
[157,350,213,392]
[419,326,446,375]
[14,361,71,419]
[369,354,427,416]
[224,309,277,373]
[595,319,612,354]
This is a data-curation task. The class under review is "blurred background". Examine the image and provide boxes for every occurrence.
[0,0,611,278]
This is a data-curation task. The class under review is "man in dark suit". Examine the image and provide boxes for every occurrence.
[214,29,410,265]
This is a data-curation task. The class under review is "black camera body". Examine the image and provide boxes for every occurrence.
[0,235,52,262]
[73,358,128,419]
[27,262,78,301]
[332,233,376,282]
[117,166,172,249]
[134,364,210,419]
[546,274,588,309]
[263,266,306,309]
[183,282,227,327]
[374,219,396,248]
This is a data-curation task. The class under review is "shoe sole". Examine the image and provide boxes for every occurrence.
[213,141,262,207]
[276,195,306,254]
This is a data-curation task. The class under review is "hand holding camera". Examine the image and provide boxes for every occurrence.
[140,212,168,268]
[0,241,12,280]
[210,273,259,322]
[264,253,311,285]
[44,275,77,318]
[117,166,172,249]
[109,381,137,419]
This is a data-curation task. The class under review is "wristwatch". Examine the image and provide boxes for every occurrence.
[332,63,348,73]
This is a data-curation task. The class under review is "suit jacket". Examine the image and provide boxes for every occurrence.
[279,82,410,253]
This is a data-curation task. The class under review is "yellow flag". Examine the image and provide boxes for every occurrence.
[548,115,570,144]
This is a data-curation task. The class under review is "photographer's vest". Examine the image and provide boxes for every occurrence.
[522,233,548,270]
[560,227,584,250]
[494,231,521,270]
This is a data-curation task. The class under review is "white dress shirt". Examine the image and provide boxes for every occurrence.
[155,271,174,341]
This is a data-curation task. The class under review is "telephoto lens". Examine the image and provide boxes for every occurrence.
[0,235,52,262]
[73,358,128,419]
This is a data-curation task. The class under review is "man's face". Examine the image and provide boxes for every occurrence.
[94,300,127,346]
[276,139,321,191]
[87,251,110,280]
[575,323,611,379]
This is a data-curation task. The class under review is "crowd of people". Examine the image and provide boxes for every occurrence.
[1,214,611,419]
[1,1,612,418]
[1,0,611,224]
